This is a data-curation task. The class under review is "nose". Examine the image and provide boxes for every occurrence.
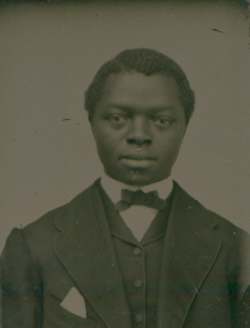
[126,116,152,146]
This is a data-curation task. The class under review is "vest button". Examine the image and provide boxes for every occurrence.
[134,279,143,288]
[133,247,141,256]
[135,314,143,323]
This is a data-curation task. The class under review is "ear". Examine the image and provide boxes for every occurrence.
[89,118,96,139]
[182,126,187,138]
[179,120,187,141]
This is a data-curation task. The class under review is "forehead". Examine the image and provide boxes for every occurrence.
[99,71,181,110]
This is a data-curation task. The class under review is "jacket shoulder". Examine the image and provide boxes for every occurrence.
[174,181,250,239]
[17,181,99,244]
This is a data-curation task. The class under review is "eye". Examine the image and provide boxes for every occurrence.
[150,116,173,127]
[111,114,124,122]
[106,113,130,126]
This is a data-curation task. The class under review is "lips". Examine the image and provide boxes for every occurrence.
[119,154,156,161]
[118,155,156,169]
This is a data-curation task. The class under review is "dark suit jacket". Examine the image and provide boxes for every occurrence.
[1,180,250,328]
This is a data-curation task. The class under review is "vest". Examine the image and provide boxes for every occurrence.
[100,186,173,328]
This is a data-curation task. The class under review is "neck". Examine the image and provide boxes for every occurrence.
[101,171,173,204]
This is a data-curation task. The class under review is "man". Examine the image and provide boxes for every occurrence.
[1,48,250,328]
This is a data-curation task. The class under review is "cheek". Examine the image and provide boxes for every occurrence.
[95,133,116,159]
[95,126,125,150]
[158,135,183,160]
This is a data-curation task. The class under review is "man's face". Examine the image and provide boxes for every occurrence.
[90,71,186,186]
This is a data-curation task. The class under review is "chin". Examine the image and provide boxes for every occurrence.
[122,175,155,187]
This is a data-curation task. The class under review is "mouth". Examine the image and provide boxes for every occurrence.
[119,154,156,161]
[118,154,156,168]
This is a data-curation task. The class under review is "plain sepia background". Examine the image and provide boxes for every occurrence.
[1,0,250,253]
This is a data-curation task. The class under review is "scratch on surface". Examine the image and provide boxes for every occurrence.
[184,270,200,295]
[212,28,229,35]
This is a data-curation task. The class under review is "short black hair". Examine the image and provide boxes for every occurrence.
[85,48,195,124]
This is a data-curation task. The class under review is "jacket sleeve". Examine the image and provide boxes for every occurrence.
[1,228,43,328]
[232,229,250,328]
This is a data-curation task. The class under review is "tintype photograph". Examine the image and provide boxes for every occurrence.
[1,0,250,327]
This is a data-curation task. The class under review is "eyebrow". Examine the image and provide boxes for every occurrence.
[107,104,177,114]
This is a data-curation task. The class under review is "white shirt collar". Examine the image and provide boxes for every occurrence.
[101,172,173,204]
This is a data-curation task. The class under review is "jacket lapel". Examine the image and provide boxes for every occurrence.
[157,182,221,328]
[54,180,131,328]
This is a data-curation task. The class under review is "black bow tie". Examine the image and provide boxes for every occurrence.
[115,189,166,212]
